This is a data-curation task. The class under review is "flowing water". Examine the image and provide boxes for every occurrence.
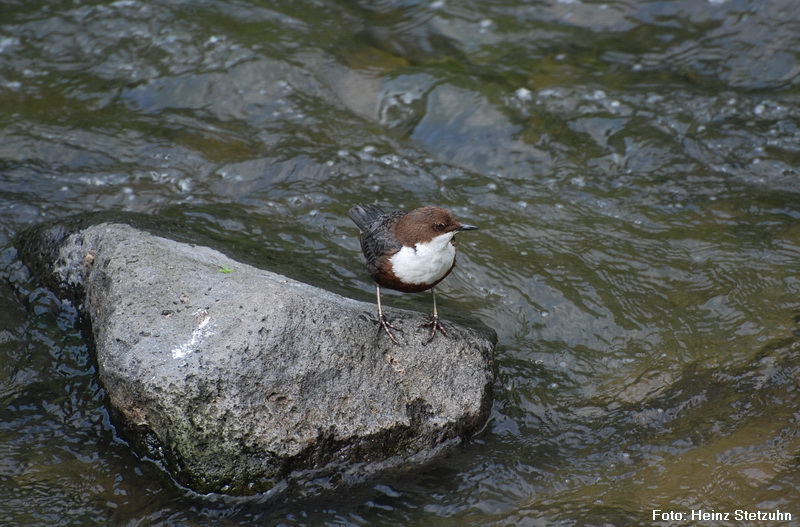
[2,0,799,525]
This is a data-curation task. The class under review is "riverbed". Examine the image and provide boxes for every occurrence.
[1,0,799,525]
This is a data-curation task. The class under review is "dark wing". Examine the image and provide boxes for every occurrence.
[348,205,405,279]
[348,204,386,231]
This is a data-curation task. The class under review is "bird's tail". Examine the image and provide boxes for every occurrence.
[348,204,385,230]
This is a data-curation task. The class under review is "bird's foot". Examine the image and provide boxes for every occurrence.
[420,313,448,343]
[375,314,402,345]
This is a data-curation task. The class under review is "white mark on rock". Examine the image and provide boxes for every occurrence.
[172,309,213,359]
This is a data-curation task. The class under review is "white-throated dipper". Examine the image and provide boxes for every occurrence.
[348,204,478,344]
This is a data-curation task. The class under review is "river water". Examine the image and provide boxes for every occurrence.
[2,0,799,525]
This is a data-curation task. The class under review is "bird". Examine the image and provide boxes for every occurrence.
[348,204,478,344]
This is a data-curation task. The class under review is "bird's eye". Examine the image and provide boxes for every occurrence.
[434,223,446,232]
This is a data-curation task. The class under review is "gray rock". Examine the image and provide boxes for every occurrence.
[17,221,495,495]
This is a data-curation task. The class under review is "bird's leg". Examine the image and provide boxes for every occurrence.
[375,284,401,345]
[421,287,448,342]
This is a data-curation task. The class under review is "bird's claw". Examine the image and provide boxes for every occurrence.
[420,313,448,343]
[376,314,402,345]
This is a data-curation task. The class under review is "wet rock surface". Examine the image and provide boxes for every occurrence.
[16,220,495,495]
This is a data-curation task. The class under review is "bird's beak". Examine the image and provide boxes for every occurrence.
[457,223,479,231]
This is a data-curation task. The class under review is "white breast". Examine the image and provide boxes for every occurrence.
[389,232,456,285]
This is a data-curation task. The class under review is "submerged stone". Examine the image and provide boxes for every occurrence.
[15,219,495,495]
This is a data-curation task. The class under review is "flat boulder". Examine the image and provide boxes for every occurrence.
[15,219,495,495]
